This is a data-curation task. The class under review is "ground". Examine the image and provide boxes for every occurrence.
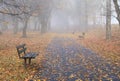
[0,32,53,80]
[32,37,120,81]
[0,27,120,81]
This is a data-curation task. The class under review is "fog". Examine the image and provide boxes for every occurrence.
[0,0,120,80]
[0,0,119,36]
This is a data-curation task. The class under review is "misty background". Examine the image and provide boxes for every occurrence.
[0,0,119,37]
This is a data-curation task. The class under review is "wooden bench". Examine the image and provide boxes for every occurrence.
[78,32,85,39]
[16,44,38,67]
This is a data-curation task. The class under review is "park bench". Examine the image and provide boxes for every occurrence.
[78,32,85,39]
[16,44,38,67]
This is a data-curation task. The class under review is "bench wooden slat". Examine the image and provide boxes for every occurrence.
[16,44,26,49]
[28,52,38,56]
[23,54,33,58]
[23,53,38,58]
[17,48,27,54]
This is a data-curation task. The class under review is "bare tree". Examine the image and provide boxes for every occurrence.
[0,0,42,37]
[113,0,120,29]
[12,15,19,34]
[106,0,111,40]
[39,0,53,34]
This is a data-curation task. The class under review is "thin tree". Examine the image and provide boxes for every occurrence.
[106,0,111,40]
[113,0,120,29]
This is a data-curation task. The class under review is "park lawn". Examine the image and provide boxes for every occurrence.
[0,32,54,81]
[76,26,120,67]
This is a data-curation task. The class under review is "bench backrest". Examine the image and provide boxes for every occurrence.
[16,44,27,58]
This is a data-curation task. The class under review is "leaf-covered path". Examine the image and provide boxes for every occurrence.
[33,37,120,81]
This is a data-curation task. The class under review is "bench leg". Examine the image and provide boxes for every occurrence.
[24,58,27,67]
[29,58,31,65]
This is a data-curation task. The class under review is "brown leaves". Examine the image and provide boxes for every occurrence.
[0,32,54,81]
[76,28,120,66]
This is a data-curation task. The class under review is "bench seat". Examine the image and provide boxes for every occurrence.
[22,52,38,58]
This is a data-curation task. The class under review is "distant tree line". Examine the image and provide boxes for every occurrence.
[0,0,53,37]
[0,0,119,39]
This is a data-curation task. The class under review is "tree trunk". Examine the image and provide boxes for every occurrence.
[117,16,120,31]
[37,17,41,31]
[37,21,41,31]
[113,0,120,30]
[0,30,2,35]
[41,23,47,34]
[13,17,18,34]
[47,17,51,31]
[40,16,47,34]
[22,19,28,38]
[106,0,111,40]
[118,19,120,30]
[84,0,88,32]
[34,21,37,31]
[34,18,39,31]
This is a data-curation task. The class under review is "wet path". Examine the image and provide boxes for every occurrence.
[33,38,120,81]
